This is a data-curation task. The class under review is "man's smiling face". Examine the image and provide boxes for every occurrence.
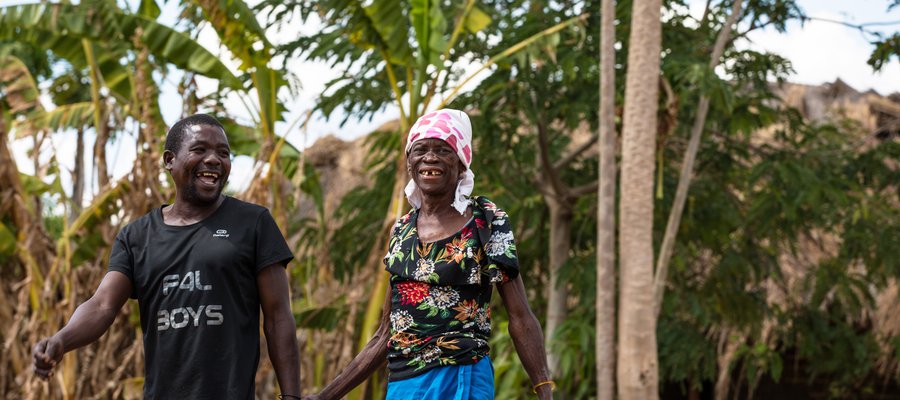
[164,124,232,206]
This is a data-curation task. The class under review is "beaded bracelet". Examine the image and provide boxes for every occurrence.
[278,395,302,400]
[532,380,557,394]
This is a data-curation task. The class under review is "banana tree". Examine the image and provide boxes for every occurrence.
[0,0,295,396]
[0,0,246,193]
[0,53,126,400]
[260,0,586,396]
[175,0,309,237]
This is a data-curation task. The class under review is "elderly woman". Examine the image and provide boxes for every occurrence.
[304,109,553,400]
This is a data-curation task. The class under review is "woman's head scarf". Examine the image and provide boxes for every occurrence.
[404,109,474,214]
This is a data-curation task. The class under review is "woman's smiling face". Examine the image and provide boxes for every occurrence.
[407,138,465,196]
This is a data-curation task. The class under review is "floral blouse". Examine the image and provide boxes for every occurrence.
[383,196,520,381]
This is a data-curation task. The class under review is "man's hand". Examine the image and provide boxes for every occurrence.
[30,272,131,381]
[33,336,64,379]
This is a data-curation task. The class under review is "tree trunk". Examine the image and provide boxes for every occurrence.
[545,197,572,377]
[715,330,741,400]
[596,0,618,398]
[653,0,744,317]
[132,34,165,210]
[70,128,85,223]
[617,0,662,397]
[83,39,109,191]
[94,122,110,190]
[31,132,45,215]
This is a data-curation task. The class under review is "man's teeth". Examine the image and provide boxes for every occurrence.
[197,172,219,179]
[420,170,443,176]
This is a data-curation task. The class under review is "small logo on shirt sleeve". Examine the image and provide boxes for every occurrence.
[212,229,230,238]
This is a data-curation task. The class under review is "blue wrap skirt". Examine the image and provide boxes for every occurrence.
[385,357,494,400]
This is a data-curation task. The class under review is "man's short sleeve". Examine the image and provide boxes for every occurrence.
[107,229,137,298]
[254,209,294,273]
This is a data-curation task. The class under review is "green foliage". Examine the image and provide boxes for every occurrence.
[325,129,399,281]
[489,320,530,400]
[870,1,900,71]
[411,0,449,66]
[18,173,63,198]
[0,55,42,116]
[298,160,325,219]
[138,0,161,19]
[67,182,132,267]
[735,341,784,385]
[453,2,599,396]
[271,0,416,124]
[454,0,900,397]
[190,0,272,69]
[48,69,92,105]
[24,102,95,133]
[551,310,598,398]
[0,222,15,260]
[186,0,289,138]
[463,5,491,33]
[658,110,900,394]
[294,303,349,331]
[0,40,51,80]
[741,0,804,33]
[5,0,894,397]
[265,0,499,125]
[289,159,327,279]
[869,33,900,72]
[0,2,243,90]
[658,313,718,385]
[791,307,881,396]
[216,116,303,170]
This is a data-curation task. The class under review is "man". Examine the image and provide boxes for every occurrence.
[32,114,301,399]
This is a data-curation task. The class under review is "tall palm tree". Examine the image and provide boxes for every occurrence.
[617,0,662,398]
[596,0,617,397]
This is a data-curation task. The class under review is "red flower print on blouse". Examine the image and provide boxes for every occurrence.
[397,281,430,305]
[460,225,473,240]
[400,213,412,224]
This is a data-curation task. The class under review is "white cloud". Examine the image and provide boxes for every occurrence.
[741,14,900,94]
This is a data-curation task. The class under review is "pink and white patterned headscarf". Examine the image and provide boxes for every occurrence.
[404,109,475,215]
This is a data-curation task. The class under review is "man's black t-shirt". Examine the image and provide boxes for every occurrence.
[108,196,293,399]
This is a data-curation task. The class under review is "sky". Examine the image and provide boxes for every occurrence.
[4,0,900,201]
[726,0,900,94]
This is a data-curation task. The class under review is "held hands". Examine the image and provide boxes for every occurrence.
[32,336,64,380]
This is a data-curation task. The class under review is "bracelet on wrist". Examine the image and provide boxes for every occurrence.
[278,395,302,400]
[532,380,556,394]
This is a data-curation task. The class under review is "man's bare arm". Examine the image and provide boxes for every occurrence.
[33,271,132,379]
[259,264,301,397]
